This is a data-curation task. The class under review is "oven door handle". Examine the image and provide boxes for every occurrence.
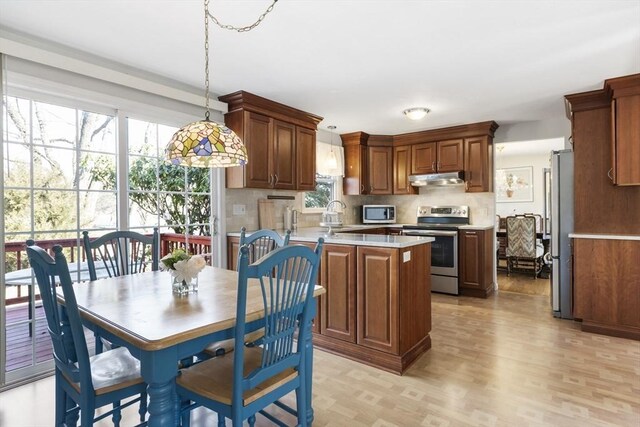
[403,230,458,237]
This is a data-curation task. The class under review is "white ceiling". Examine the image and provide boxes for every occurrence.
[1,0,639,135]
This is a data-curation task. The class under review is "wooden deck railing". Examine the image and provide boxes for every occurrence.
[3,233,212,306]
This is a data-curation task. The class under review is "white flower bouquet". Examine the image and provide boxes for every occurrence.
[160,249,206,293]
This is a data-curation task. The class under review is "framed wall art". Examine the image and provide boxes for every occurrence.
[495,166,533,202]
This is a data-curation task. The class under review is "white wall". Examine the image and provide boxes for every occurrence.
[494,139,564,218]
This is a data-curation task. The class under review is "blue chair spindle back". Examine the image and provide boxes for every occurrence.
[26,242,90,385]
[239,226,291,266]
[233,240,323,413]
[83,228,159,281]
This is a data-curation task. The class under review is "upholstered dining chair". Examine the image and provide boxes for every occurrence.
[506,215,544,278]
[178,239,324,427]
[82,228,160,281]
[203,227,291,358]
[26,241,147,427]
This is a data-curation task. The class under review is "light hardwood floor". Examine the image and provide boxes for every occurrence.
[1,291,638,426]
[496,270,551,296]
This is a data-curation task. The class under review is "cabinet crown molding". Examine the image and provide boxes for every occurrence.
[565,73,640,117]
[340,121,499,147]
[219,90,323,130]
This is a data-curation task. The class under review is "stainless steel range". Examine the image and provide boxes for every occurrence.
[402,205,470,295]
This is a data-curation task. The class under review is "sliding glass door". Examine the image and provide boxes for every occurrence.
[2,94,117,383]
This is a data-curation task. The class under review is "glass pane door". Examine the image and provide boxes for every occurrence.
[2,95,117,385]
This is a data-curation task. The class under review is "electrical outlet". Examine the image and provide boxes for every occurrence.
[232,204,246,215]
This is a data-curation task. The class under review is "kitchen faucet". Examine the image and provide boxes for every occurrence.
[325,200,346,212]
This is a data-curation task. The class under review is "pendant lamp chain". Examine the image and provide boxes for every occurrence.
[165,0,278,169]
[209,0,278,33]
[204,0,211,120]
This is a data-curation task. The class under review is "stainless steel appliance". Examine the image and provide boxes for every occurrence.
[402,205,470,295]
[550,149,574,319]
[409,171,465,187]
[362,205,396,224]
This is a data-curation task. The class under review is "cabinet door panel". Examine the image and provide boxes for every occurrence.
[460,231,481,288]
[296,127,316,190]
[321,245,357,342]
[464,136,491,192]
[437,139,464,172]
[368,146,393,195]
[411,142,437,174]
[272,120,296,189]
[613,95,640,185]
[227,237,240,271]
[245,112,273,189]
[343,145,367,195]
[357,247,398,353]
[393,145,416,195]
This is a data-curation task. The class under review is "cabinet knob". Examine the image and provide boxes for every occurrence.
[274,174,279,186]
[431,161,436,172]
[607,168,613,182]
[361,184,365,193]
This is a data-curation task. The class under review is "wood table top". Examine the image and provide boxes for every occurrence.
[60,267,325,351]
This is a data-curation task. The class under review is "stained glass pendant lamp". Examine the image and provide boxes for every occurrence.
[165,0,264,168]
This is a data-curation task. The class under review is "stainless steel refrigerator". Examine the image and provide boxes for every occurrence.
[550,149,574,319]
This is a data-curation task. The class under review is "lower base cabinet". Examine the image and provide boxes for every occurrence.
[314,242,432,375]
[459,228,495,298]
[573,238,640,340]
[227,236,432,374]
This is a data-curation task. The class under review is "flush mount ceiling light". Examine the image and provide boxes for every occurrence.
[403,107,431,121]
[166,0,278,168]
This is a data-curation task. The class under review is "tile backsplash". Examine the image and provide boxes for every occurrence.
[225,186,495,231]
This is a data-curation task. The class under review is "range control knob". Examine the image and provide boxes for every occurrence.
[462,210,467,215]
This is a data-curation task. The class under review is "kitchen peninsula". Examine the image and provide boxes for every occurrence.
[227,227,434,374]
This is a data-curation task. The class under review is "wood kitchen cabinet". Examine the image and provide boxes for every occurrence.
[459,228,495,298]
[393,145,417,195]
[464,136,493,192]
[296,126,317,191]
[320,244,357,342]
[357,246,398,353]
[368,146,393,195]
[565,74,640,235]
[342,132,369,195]
[411,139,464,175]
[573,237,640,340]
[314,241,432,374]
[342,133,395,195]
[219,91,323,190]
[609,75,640,186]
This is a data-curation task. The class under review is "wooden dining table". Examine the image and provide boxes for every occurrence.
[58,266,325,426]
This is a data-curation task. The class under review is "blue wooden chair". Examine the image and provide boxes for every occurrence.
[26,241,147,427]
[83,228,159,353]
[177,239,324,427]
[204,227,291,357]
[82,228,160,281]
[240,226,292,266]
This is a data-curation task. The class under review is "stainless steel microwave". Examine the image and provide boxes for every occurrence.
[362,205,396,224]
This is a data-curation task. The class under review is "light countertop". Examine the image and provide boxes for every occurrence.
[227,227,434,249]
[458,225,495,230]
[569,233,640,241]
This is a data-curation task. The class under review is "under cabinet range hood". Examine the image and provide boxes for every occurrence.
[409,171,465,186]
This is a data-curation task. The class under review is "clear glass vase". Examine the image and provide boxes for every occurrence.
[171,274,198,296]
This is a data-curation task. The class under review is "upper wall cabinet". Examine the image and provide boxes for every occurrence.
[345,121,498,194]
[609,75,640,186]
[411,139,464,174]
[219,91,323,190]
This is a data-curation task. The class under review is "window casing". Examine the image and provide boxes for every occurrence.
[303,174,341,213]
